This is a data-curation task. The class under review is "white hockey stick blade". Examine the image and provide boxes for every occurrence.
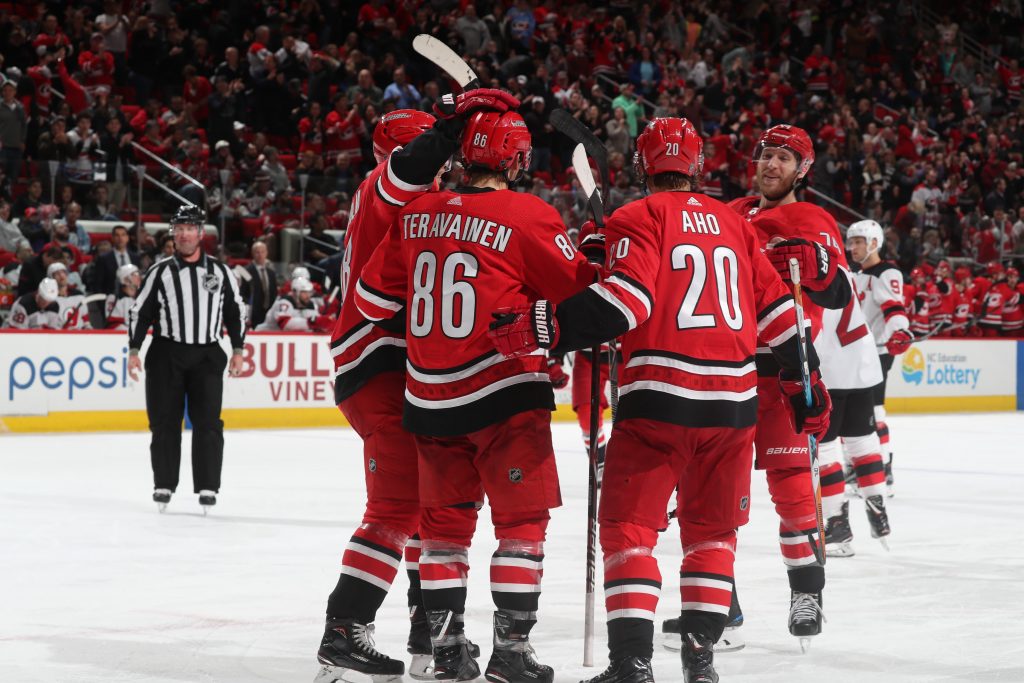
[572,144,597,197]
[413,35,477,88]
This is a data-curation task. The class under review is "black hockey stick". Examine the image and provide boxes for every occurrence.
[572,143,602,668]
[788,259,827,568]
[549,108,609,205]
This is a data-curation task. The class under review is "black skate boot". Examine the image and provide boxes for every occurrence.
[408,606,480,680]
[198,489,216,515]
[153,489,171,513]
[884,455,895,497]
[864,495,891,548]
[315,618,404,682]
[824,501,854,557]
[429,609,480,681]
[663,591,744,653]
[681,632,718,683]
[579,656,654,683]
[788,591,824,653]
[484,611,553,683]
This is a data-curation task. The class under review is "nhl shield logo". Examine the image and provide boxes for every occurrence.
[739,496,749,511]
[508,468,523,483]
[202,272,220,292]
[368,458,377,473]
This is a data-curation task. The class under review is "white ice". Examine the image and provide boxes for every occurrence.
[2,414,1023,682]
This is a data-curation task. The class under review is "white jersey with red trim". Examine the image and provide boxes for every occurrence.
[256,295,318,331]
[329,151,434,403]
[4,294,61,329]
[817,272,884,389]
[105,293,136,329]
[56,294,90,329]
[852,260,910,351]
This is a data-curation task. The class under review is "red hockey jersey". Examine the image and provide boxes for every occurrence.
[584,191,806,428]
[329,153,434,403]
[355,187,591,436]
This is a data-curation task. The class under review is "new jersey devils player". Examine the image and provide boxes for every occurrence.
[489,118,830,683]
[847,219,912,495]
[316,92,519,683]
[355,107,594,683]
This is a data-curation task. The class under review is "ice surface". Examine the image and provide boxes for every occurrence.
[2,414,1024,682]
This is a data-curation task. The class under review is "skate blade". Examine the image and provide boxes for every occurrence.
[662,633,681,652]
[156,503,167,513]
[314,665,403,683]
[876,537,890,551]
[408,654,434,680]
[799,636,814,654]
[825,542,855,558]
[662,631,745,653]
[201,506,210,516]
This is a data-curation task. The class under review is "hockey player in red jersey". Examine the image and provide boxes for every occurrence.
[489,118,831,683]
[978,262,1009,337]
[316,92,520,683]
[354,106,595,683]
[720,124,850,647]
[905,268,933,336]
[948,267,976,336]
[847,220,912,495]
[1000,268,1023,337]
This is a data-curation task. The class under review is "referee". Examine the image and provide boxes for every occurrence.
[127,205,246,513]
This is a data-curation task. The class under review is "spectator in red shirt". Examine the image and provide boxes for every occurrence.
[183,65,213,124]
[78,33,116,89]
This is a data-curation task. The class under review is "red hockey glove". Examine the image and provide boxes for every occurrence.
[579,231,606,265]
[311,314,334,333]
[434,88,521,120]
[767,239,838,291]
[885,328,913,355]
[546,355,569,388]
[488,300,559,358]
[779,369,832,441]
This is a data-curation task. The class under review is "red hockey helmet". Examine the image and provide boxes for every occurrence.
[372,109,436,163]
[987,261,1005,277]
[460,110,532,181]
[752,124,815,178]
[633,117,704,184]
[954,266,972,282]
[1008,267,1020,280]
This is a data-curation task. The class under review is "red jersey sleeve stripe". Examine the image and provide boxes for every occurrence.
[588,282,640,330]
[355,278,404,321]
[606,272,653,316]
[756,296,795,334]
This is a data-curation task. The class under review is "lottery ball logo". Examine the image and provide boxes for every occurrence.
[901,347,924,385]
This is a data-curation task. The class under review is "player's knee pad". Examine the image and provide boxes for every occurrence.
[843,433,881,458]
[353,521,411,554]
[817,437,844,466]
[599,520,658,556]
[419,504,479,547]
[766,467,815,520]
[362,500,420,539]
[873,405,887,423]
[492,509,549,542]
[679,527,737,557]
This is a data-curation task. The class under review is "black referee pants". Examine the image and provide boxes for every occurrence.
[145,338,227,493]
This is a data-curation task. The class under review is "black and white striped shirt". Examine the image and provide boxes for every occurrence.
[128,253,245,350]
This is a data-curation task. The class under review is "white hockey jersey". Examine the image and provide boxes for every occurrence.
[816,268,884,390]
[256,295,318,331]
[105,293,136,330]
[56,294,91,330]
[851,260,910,352]
[5,294,62,329]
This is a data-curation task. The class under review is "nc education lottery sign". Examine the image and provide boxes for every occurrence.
[885,339,1018,412]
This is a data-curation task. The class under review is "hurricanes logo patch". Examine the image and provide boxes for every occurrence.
[509,468,523,483]
[739,496,749,511]
[368,458,377,473]
[202,272,220,292]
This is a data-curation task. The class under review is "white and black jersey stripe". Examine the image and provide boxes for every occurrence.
[128,253,246,349]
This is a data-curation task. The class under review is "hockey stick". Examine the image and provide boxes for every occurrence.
[788,259,827,567]
[572,143,601,668]
[549,109,609,203]
[412,35,480,90]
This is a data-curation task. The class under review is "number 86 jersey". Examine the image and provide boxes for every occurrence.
[355,187,593,437]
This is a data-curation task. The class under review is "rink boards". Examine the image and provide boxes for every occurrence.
[1,331,1022,432]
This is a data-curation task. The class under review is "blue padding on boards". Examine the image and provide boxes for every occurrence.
[1018,342,1024,411]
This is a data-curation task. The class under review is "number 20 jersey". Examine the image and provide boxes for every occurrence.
[355,187,592,437]
[592,191,804,429]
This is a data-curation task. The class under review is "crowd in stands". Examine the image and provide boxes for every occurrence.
[1,0,1023,334]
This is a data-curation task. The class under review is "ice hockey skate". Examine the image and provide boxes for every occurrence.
[428,609,480,681]
[579,656,654,683]
[663,612,744,653]
[483,611,553,683]
[152,489,171,513]
[315,618,404,683]
[198,490,216,515]
[788,591,824,653]
[407,606,480,680]
[865,495,891,549]
[680,632,718,683]
[824,501,855,557]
